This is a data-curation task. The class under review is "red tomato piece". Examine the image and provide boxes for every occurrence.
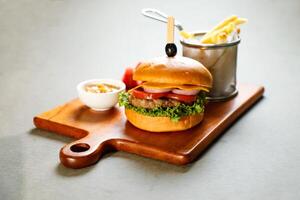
[166,93,197,103]
[131,89,197,103]
[122,67,138,89]
[131,89,165,100]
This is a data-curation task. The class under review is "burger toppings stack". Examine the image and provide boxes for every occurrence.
[119,56,213,132]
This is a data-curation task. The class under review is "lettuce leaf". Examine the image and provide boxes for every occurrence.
[118,91,206,122]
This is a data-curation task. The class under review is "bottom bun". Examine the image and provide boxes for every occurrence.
[125,108,204,132]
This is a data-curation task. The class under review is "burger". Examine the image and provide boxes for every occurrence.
[119,56,213,132]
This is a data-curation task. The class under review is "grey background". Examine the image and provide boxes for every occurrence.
[0,0,299,199]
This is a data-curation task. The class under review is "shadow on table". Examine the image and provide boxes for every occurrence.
[29,128,94,176]
[29,128,73,144]
[55,163,96,177]
[112,152,192,173]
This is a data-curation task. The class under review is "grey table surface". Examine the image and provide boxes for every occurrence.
[1,0,300,199]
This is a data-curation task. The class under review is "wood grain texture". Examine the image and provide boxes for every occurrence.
[33,84,264,169]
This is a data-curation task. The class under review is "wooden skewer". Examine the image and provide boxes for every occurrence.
[167,16,175,43]
[165,16,177,57]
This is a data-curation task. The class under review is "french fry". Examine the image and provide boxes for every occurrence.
[201,16,247,44]
[234,18,248,25]
[180,30,194,39]
[216,32,228,44]
[212,15,238,31]
[202,22,236,44]
[201,15,237,42]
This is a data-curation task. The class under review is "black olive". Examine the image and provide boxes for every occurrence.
[165,43,177,57]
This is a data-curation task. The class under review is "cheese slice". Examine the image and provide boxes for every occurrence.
[133,82,210,92]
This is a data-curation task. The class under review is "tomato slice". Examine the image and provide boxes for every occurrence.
[122,67,138,89]
[166,93,197,103]
[131,89,197,103]
[131,89,165,100]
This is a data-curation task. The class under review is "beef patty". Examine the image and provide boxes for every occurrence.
[129,95,183,109]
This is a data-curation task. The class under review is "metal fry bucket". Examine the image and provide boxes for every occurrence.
[180,32,241,101]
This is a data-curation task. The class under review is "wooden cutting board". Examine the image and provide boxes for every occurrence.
[34,84,264,169]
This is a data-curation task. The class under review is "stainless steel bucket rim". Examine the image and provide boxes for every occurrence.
[180,31,241,49]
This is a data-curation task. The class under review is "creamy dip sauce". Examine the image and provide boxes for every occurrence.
[85,83,120,93]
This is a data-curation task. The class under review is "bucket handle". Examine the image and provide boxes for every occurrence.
[141,8,184,31]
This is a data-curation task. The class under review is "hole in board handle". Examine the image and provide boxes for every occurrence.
[70,143,90,152]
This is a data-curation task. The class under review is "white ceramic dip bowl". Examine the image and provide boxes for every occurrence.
[77,79,126,111]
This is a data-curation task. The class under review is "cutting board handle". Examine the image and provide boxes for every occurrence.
[59,134,113,168]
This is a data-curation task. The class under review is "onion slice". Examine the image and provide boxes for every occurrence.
[172,89,200,95]
[143,87,172,93]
